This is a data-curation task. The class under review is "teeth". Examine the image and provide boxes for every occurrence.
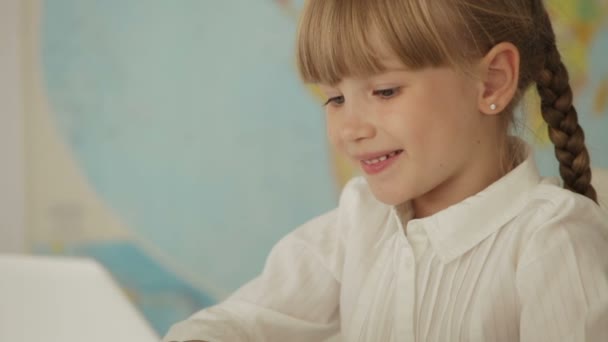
[363,150,401,165]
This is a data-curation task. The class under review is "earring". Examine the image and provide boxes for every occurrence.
[490,104,497,111]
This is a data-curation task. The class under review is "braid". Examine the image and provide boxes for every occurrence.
[535,7,597,203]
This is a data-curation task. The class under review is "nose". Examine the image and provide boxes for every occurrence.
[340,102,376,143]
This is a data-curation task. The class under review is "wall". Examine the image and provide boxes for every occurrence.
[0,0,25,253]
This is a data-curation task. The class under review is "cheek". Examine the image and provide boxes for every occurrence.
[325,115,344,150]
[417,110,476,170]
[399,107,461,163]
[396,107,438,146]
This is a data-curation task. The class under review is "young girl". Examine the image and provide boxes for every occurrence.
[164,0,608,341]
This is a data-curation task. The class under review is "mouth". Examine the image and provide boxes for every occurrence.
[361,150,403,165]
[359,149,404,175]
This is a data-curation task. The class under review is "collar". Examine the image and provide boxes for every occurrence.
[398,142,542,264]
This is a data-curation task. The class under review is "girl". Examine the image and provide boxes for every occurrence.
[164,0,608,341]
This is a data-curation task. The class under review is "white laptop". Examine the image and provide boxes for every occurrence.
[0,254,159,342]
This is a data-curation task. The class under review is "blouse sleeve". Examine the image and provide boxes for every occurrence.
[162,209,344,342]
[517,197,608,342]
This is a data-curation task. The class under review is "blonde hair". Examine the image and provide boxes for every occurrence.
[296,0,597,202]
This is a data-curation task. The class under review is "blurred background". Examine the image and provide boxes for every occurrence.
[1,0,607,337]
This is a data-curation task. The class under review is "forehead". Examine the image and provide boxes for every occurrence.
[319,52,411,88]
[319,63,474,94]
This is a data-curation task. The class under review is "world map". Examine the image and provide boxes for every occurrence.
[27,0,607,335]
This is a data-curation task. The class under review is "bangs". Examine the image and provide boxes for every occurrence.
[296,0,462,85]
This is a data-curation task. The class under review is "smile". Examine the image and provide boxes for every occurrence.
[363,150,403,165]
[360,149,403,175]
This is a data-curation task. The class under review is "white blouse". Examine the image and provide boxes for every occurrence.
[164,153,608,342]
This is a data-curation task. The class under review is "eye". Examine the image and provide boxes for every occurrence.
[373,87,400,99]
[323,95,345,107]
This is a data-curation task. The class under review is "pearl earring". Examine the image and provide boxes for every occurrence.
[490,104,497,111]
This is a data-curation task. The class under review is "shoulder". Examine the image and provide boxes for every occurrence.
[287,177,388,244]
[336,176,393,230]
[513,183,608,341]
[338,176,392,216]
[526,181,607,230]
[337,176,379,208]
[290,177,392,244]
[272,177,390,280]
[517,180,608,268]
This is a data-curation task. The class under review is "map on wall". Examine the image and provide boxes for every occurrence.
[24,0,607,335]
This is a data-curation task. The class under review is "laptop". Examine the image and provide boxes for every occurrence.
[0,254,159,342]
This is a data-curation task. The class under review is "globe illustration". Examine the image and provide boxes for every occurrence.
[28,0,607,334]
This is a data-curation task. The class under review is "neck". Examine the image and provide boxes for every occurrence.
[412,135,510,219]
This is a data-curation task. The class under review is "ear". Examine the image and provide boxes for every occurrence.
[477,42,520,115]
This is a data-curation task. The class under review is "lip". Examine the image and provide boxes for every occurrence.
[356,149,403,175]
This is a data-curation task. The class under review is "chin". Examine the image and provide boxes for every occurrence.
[367,181,413,206]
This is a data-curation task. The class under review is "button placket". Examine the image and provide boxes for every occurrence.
[394,236,416,341]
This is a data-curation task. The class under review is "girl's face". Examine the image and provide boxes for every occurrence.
[320,56,496,211]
